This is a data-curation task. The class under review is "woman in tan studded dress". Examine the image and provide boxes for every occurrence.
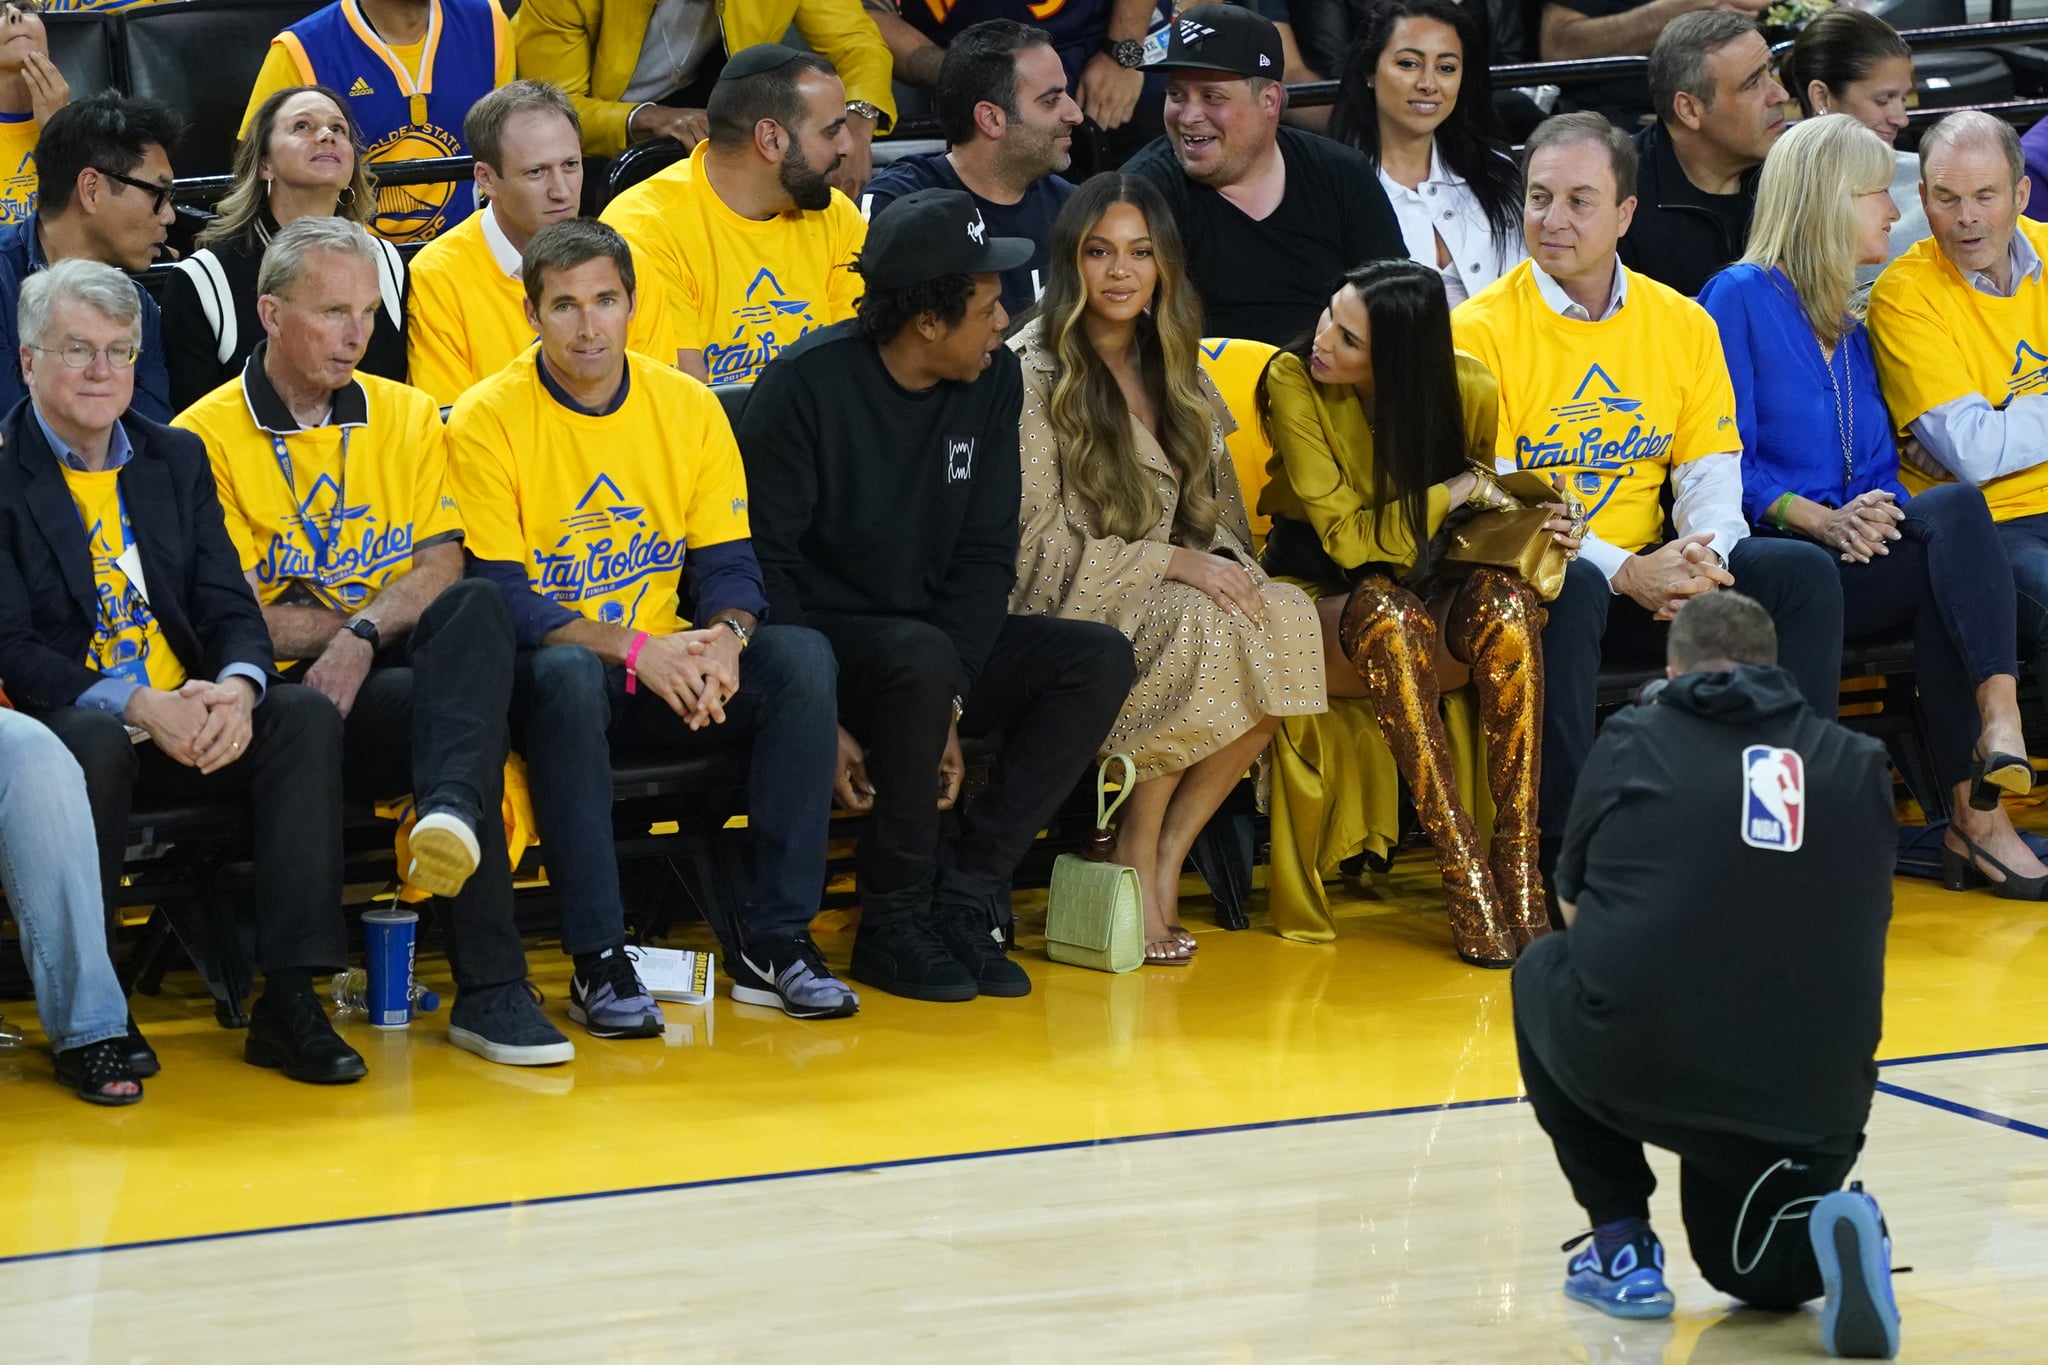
[1009,175,1325,965]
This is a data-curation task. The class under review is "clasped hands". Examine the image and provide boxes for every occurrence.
[1804,490,1903,564]
[124,675,256,774]
[624,626,746,731]
[835,721,965,815]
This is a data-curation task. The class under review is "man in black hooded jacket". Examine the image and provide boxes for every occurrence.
[1514,591,1903,1359]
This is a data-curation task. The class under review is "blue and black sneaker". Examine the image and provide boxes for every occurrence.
[1811,1183,1901,1359]
[1562,1223,1678,1320]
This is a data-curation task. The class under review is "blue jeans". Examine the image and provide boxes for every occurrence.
[511,624,839,955]
[0,710,127,1052]
[1539,536,1843,836]
[1994,509,2048,682]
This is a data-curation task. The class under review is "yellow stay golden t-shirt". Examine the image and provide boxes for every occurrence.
[173,370,462,619]
[1452,261,1738,553]
[599,140,867,385]
[0,112,38,227]
[406,205,674,406]
[446,350,750,637]
[61,467,187,690]
[1867,219,2048,521]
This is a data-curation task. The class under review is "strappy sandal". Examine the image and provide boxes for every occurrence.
[1165,924,1198,952]
[1143,936,1192,967]
[53,1038,143,1106]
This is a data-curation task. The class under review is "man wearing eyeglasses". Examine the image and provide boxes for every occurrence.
[598,44,868,385]
[0,258,367,1087]
[0,93,176,423]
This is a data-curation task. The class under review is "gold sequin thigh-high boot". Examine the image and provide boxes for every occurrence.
[1339,575,1515,967]
[1446,568,1550,952]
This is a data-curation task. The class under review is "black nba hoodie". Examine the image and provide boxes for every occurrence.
[735,320,1022,697]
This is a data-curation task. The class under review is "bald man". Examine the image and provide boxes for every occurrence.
[1867,111,2048,680]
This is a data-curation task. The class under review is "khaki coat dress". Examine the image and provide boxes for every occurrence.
[1007,331,1326,780]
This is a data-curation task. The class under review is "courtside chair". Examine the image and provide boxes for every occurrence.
[118,0,328,180]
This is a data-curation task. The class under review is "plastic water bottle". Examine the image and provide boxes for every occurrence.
[330,969,440,1019]
[0,1011,22,1052]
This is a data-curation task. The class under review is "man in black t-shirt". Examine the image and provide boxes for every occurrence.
[863,20,1083,318]
[1513,593,1901,1358]
[1621,12,1786,296]
[738,189,1135,1007]
[1123,4,1402,344]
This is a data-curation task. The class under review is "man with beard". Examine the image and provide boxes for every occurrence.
[601,45,867,385]
[861,20,1083,318]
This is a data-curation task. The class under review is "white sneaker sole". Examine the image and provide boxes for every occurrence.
[408,812,482,898]
[448,1025,575,1067]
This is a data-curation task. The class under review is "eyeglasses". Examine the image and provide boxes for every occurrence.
[30,341,140,370]
[93,168,173,216]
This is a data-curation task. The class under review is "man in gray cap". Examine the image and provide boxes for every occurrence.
[601,43,868,385]
[736,187,1137,1006]
[1124,3,1403,343]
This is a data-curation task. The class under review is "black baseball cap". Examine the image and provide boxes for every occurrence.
[1145,5,1283,79]
[856,188,1033,289]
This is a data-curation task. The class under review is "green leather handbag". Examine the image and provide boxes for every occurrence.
[1045,754,1144,974]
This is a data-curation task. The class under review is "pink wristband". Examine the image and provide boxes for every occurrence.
[622,631,650,694]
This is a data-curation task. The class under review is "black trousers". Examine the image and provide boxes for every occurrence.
[810,612,1135,928]
[329,579,529,994]
[1516,1008,1858,1310]
[1539,539,1843,839]
[42,682,349,976]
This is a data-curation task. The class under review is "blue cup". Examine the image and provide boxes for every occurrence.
[361,907,420,1030]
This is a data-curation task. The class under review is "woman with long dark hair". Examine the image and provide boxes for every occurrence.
[160,85,408,411]
[1328,0,1524,305]
[1258,258,1567,964]
[1010,175,1325,965]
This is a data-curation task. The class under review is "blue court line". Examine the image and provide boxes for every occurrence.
[1875,1081,2048,1142]
[0,1093,1529,1270]
[6,1035,2046,1271]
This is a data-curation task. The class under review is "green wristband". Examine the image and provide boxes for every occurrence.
[1768,492,1796,532]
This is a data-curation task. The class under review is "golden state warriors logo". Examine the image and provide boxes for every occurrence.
[259,472,413,607]
[0,147,35,227]
[367,122,463,244]
[83,517,161,687]
[1515,362,1674,519]
[2010,341,2048,397]
[532,474,686,626]
[703,269,819,385]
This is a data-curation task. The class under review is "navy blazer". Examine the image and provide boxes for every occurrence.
[0,398,275,714]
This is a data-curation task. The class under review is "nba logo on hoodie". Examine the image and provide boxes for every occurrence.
[1740,745,1805,852]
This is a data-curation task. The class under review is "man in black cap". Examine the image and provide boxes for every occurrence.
[737,187,1136,1005]
[600,44,869,385]
[1124,3,1404,344]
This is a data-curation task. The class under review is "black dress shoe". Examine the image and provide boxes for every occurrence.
[124,1016,161,1079]
[245,989,366,1084]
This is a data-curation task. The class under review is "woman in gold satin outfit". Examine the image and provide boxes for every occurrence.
[1009,175,1326,965]
[1256,259,1573,965]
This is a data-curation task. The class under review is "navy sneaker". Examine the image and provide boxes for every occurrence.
[450,981,575,1066]
[731,934,860,1019]
[1811,1183,1901,1359]
[1562,1224,1677,1320]
[568,947,665,1039]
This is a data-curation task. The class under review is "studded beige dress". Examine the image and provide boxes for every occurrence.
[1007,332,1326,781]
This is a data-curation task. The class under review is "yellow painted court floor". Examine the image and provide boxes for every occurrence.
[3,854,2048,1362]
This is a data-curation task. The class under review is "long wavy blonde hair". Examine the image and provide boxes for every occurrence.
[1030,175,1218,547]
[199,85,378,249]
[1740,113,1896,349]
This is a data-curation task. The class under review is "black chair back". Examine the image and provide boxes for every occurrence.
[44,13,117,104]
[121,0,328,178]
[605,138,688,206]
[712,382,751,430]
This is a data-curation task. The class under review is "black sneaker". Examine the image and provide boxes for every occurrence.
[932,903,1032,998]
[245,988,367,1084]
[732,934,860,1019]
[450,981,575,1066]
[850,918,978,1002]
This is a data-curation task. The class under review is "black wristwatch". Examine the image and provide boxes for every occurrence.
[1100,36,1145,69]
[344,617,381,653]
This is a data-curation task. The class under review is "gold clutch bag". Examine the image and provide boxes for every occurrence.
[1441,468,1572,602]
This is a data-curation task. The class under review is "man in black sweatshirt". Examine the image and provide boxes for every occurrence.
[1514,592,1901,1360]
[739,188,1135,1004]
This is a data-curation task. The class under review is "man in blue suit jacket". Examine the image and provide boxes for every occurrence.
[0,259,363,1086]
